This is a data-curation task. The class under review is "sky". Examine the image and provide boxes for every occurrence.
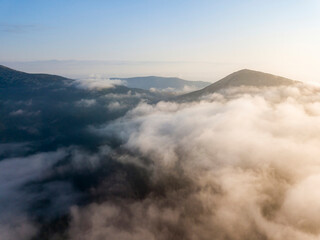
[0,0,320,82]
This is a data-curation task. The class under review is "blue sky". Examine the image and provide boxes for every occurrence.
[0,0,320,81]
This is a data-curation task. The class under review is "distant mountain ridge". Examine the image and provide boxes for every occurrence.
[0,65,300,99]
[0,65,72,88]
[0,64,161,100]
[178,69,299,101]
[0,65,211,93]
[111,76,210,92]
[0,65,163,145]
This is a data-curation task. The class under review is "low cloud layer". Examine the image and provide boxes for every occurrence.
[3,83,320,240]
[149,84,202,94]
[0,150,68,240]
[75,75,126,90]
[69,84,320,240]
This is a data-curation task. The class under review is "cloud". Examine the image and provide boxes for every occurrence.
[3,82,320,240]
[76,99,97,107]
[0,149,68,240]
[69,84,320,240]
[103,90,148,99]
[149,85,203,95]
[106,101,127,111]
[9,109,25,116]
[0,24,42,34]
[75,75,126,90]
[0,217,37,240]
[9,109,40,116]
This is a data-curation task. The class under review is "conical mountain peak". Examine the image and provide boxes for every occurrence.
[179,69,298,101]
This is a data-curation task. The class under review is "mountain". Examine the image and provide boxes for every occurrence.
[111,76,210,92]
[0,65,72,88]
[0,65,162,149]
[0,65,210,93]
[178,69,298,101]
[0,64,162,101]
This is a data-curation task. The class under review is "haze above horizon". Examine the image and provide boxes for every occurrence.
[1,0,320,82]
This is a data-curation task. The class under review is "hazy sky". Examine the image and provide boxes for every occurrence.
[1,0,320,82]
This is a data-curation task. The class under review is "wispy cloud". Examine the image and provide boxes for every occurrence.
[74,75,126,90]
[0,24,42,33]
